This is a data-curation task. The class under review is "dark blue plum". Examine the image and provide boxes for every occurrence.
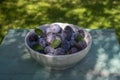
[44,46,55,55]
[50,24,62,33]
[76,40,87,50]
[46,27,51,34]
[54,48,65,55]
[46,33,55,44]
[71,32,76,40]
[69,47,78,54]
[61,40,70,52]
[70,39,77,46]
[78,29,85,38]
[28,32,38,42]
[60,31,66,40]
[64,26,74,41]
[38,38,47,47]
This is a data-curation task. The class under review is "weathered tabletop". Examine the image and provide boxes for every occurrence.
[0,29,120,80]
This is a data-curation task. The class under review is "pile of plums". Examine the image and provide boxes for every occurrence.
[27,23,87,55]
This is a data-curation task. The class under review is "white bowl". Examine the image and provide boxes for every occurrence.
[25,23,92,70]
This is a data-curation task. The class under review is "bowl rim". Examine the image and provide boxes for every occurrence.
[25,23,92,58]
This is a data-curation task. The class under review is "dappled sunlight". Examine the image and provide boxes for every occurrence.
[95,48,108,72]
[21,51,31,60]
[0,28,120,79]
[109,55,120,73]
[0,1,120,79]
[2,38,16,45]
[32,69,51,80]
[1,29,28,46]
[0,0,120,44]
[84,29,120,80]
[65,8,86,18]
[85,49,120,80]
[113,44,119,51]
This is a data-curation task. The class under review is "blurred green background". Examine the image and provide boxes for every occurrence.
[0,0,120,44]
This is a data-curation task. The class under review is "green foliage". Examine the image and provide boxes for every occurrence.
[31,44,44,51]
[75,35,84,42]
[50,39,61,48]
[0,0,120,44]
[35,27,42,36]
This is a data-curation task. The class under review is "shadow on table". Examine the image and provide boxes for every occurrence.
[44,29,120,80]
[0,29,120,80]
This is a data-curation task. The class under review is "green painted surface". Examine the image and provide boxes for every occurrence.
[0,29,120,80]
[0,1,120,44]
